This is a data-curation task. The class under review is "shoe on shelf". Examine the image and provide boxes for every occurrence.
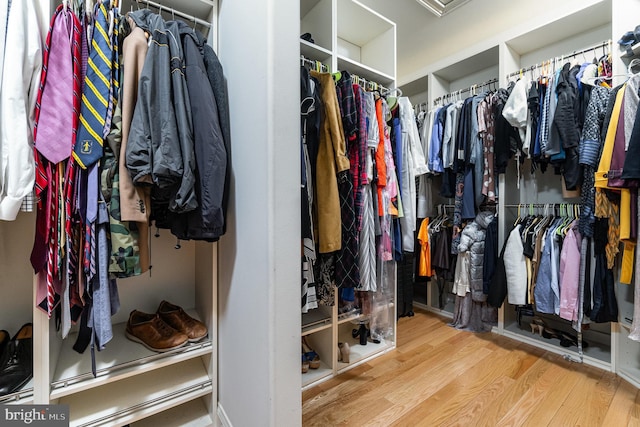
[338,342,350,363]
[157,300,208,343]
[302,355,310,374]
[0,323,33,397]
[125,310,188,352]
[302,336,320,369]
[0,329,9,357]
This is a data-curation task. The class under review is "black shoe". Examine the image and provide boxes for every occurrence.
[0,324,33,396]
[0,330,9,357]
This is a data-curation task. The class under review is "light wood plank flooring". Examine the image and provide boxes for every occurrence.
[302,309,640,426]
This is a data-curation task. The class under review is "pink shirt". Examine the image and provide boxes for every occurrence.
[559,221,581,321]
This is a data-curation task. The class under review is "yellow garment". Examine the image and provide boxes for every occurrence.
[595,86,625,190]
[621,241,636,285]
[620,189,631,241]
[310,72,351,253]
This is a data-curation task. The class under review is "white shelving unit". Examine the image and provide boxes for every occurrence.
[299,0,397,391]
[301,0,396,84]
[400,0,640,385]
[0,1,221,425]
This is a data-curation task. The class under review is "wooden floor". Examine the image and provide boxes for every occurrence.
[302,309,640,426]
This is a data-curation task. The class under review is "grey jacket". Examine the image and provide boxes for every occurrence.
[458,211,494,302]
[170,21,227,241]
[126,10,197,215]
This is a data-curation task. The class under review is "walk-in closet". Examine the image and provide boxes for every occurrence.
[3,0,640,426]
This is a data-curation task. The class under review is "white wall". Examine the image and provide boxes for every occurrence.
[217,0,301,426]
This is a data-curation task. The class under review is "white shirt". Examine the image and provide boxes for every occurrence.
[0,0,42,220]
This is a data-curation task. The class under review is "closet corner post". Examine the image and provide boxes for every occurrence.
[610,321,620,373]
[498,42,520,88]
[496,173,506,332]
[32,273,50,404]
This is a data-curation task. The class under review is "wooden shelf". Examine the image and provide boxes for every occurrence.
[59,358,212,427]
[50,310,212,399]
[302,307,333,335]
[131,397,213,427]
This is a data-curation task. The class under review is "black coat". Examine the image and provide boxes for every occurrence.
[170,22,227,241]
[553,63,582,190]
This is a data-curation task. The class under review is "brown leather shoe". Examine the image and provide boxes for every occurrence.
[157,301,208,342]
[125,310,188,352]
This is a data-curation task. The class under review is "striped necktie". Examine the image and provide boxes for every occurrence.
[72,4,111,169]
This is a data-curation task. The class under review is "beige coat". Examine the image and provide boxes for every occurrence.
[310,72,350,253]
[119,21,151,271]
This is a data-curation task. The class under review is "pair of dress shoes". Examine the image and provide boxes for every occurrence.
[0,323,33,397]
[125,301,208,352]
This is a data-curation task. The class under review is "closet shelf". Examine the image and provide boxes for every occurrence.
[302,307,332,335]
[502,321,611,369]
[300,39,332,62]
[337,326,393,372]
[131,397,213,427]
[302,361,332,388]
[50,310,212,399]
[337,301,394,325]
[337,55,394,86]
[0,381,34,405]
[621,42,640,58]
[59,358,212,427]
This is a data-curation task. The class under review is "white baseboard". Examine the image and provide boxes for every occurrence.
[217,402,233,427]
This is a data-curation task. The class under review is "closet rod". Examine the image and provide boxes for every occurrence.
[433,77,498,105]
[135,0,211,28]
[349,73,391,95]
[506,39,611,80]
[300,55,328,72]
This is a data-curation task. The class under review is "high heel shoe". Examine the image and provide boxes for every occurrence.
[529,323,542,335]
[302,354,310,373]
[530,317,547,336]
[302,336,320,369]
[351,323,369,346]
[338,342,350,363]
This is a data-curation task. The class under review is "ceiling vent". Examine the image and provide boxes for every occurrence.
[415,0,471,17]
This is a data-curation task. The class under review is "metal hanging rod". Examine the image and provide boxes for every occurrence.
[135,0,211,28]
[349,73,391,95]
[300,55,328,72]
[506,39,611,80]
[433,77,498,105]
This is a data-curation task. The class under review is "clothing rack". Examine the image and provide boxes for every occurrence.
[135,0,212,28]
[349,73,391,95]
[300,55,328,72]
[506,39,611,80]
[414,101,428,114]
[432,77,499,105]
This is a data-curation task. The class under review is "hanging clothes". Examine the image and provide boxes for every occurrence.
[0,0,42,220]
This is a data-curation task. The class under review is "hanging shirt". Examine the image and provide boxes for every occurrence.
[559,222,581,322]
[505,225,527,305]
[0,0,42,220]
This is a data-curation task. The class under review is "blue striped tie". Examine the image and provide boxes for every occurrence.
[72,4,112,169]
